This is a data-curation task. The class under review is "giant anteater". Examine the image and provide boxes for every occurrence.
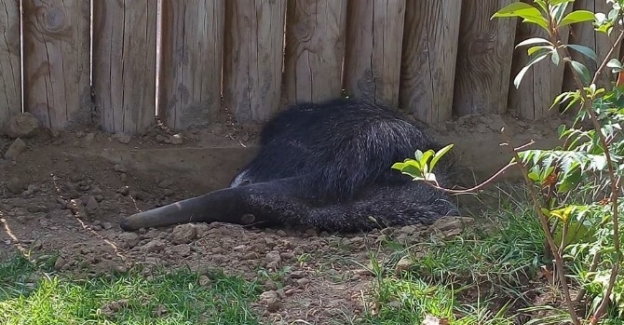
[119,98,459,232]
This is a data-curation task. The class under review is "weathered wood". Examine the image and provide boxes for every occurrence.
[344,0,406,108]
[399,0,462,123]
[508,2,570,120]
[93,1,157,134]
[564,0,620,90]
[159,0,224,131]
[0,0,21,132]
[453,0,516,116]
[224,0,286,123]
[283,0,347,105]
[22,0,91,130]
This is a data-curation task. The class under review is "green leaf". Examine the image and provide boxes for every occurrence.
[430,144,454,171]
[492,2,549,29]
[570,60,591,85]
[559,10,596,27]
[607,58,623,69]
[566,44,598,62]
[514,51,550,88]
[515,37,552,48]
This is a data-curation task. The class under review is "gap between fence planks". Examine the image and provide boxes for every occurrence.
[92,1,157,135]
[159,0,224,131]
[224,0,286,123]
[564,0,621,92]
[283,0,347,106]
[344,0,406,108]
[399,0,462,123]
[453,0,516,116]
[0,0,21,132]
[22,0,91,130]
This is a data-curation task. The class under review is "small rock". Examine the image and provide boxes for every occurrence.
[265,250,281,269]
[395,255,414,275]
[54,256,66,270]
[5,113,40,138]
[432,216,475,232]
[169,134,183,145]
[166,244,191,257]
[4,138,27,160]
[169,224,197,244]
[102,222,113,230]
[296,278,311,287]
[198,275,211,286]
[68,199,87,217]
[84,132,96,143]
[117,186,130,196]
[158,179,173,188]
[84,195,99,213]
[141,240,165,253]
[119,233,140,248]
[112,133,131,144]
[6,177,25,194]
[113,164,127,173]
[259,290,281,313]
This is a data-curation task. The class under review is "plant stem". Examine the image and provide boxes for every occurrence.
[501,128,581,325]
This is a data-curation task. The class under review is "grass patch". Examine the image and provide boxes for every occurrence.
[359,187,548,324]
[0,256,261,325]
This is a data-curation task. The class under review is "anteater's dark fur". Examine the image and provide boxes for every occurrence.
[119,98,459,233]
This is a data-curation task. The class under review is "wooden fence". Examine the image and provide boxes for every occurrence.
[0,0,620,135]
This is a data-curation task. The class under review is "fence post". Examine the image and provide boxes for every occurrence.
[453,0,517,116]
[23,0,91,130]
[92,1,157,134]
[159,0,225,131]
[283,0,347,106]
[344,0,406,108]
[399,0,462,123]
[0,0,21,132]
[223,0,286,123]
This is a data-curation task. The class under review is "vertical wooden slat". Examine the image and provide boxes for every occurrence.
[508,2,570,120]
[399,0,462,123]
[344,0,406,108]
[453,0,517,116]
[564,0,619,90]
[283,0,347,105]
[159,0,224,131]
[224,0,286,123]
[22,0,91,130]
[0,0,21,132]
[93,1,157,134]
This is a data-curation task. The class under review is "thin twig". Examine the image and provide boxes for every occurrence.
[501,128,581,325]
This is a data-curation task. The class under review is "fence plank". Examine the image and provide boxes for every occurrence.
[344,0,406,108]
[0,0,21,132]
[508,3,570,120]
[283,0,347,105]
[93,1,157,134]
[399,0,461,123]
[23,0,91,130]
[565,0,619,90]
[453,0,516,116]
[160,0,224,131]
[224,0,286,123]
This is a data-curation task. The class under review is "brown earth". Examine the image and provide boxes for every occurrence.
[0,110,567,324]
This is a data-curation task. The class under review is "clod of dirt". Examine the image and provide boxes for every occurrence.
[4,138,27,160]
[259,290,282,313]
[6,177,25,194]
[98,299,129,318]
[170,134,183,145]
[395,255,414,275]
[5,113,40,138]
[141,239,165,253]
[432,216,475,238]
[111,133,131,144]
[165,244,191,257]
[169,224,197,244]
[119,232,140,248]
[265,250,281,269]
[198,275,211,286]
[54,256,67,270]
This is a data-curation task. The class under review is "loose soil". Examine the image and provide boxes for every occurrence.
[0,111,566,324]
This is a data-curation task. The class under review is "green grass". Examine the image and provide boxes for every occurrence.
[358,188,548,325]
[0,256,261,325]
